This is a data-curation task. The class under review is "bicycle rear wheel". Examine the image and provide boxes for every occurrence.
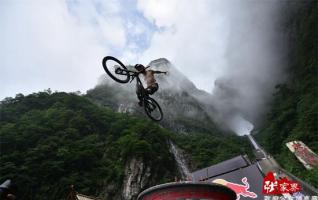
[144,97,163,121]
[102,56,130,83]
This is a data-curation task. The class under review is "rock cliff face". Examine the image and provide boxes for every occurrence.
[120,143,192,200]
[122,158,151,200]
[97,158,153,200]
[102,143,190,200]
[87,58,221,135]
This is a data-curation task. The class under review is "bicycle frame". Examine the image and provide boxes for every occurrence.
[109,63,163,121]
[115,67,149,97]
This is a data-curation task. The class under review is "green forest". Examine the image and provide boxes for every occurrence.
[0,92,250,199]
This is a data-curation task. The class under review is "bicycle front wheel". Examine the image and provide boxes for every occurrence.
[102,56,130,83]
[144,97,163,121]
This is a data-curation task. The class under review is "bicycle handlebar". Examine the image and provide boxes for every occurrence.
[126,65,151,76]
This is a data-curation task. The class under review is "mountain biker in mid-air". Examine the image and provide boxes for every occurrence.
[134,64,167,106]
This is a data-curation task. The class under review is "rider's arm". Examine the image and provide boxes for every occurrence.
[152,70,167,74]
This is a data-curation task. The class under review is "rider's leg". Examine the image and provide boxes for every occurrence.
[146,83,159,95]
[136,83,143,106]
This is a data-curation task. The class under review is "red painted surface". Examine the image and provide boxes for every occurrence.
[142,186,234,200]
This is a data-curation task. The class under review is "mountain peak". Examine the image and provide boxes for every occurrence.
[149,58,170,66]
[147,58,197,92]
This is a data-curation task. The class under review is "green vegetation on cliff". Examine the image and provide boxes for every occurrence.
[0,92,177,199]
[0,91,249,199]
[174,133,251,169]
[256,1,318,186]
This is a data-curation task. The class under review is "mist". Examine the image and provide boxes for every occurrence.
[208,0,288,131]
[135,0,289,132]
[228,115,254,136]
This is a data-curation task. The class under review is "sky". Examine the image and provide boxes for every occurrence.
[0,0,233,100]
[0,0,285,106]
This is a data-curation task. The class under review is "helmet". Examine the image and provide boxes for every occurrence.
[135,64,145,72]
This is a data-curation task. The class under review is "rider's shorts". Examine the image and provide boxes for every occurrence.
[146,83,159,95]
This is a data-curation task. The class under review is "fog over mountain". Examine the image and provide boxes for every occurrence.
[142,1,289,133]
[126,0,289,133]
[205,0,288,131]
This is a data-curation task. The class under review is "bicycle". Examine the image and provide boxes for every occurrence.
[102,56,163,121]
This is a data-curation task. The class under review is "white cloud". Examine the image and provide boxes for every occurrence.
[137,0,179,27]
[98,17,127,48]
[0,0,132,99]
[137,0,284,93]
[137,0,231,92]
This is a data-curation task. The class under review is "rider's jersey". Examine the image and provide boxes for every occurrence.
[144,70,156,87]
